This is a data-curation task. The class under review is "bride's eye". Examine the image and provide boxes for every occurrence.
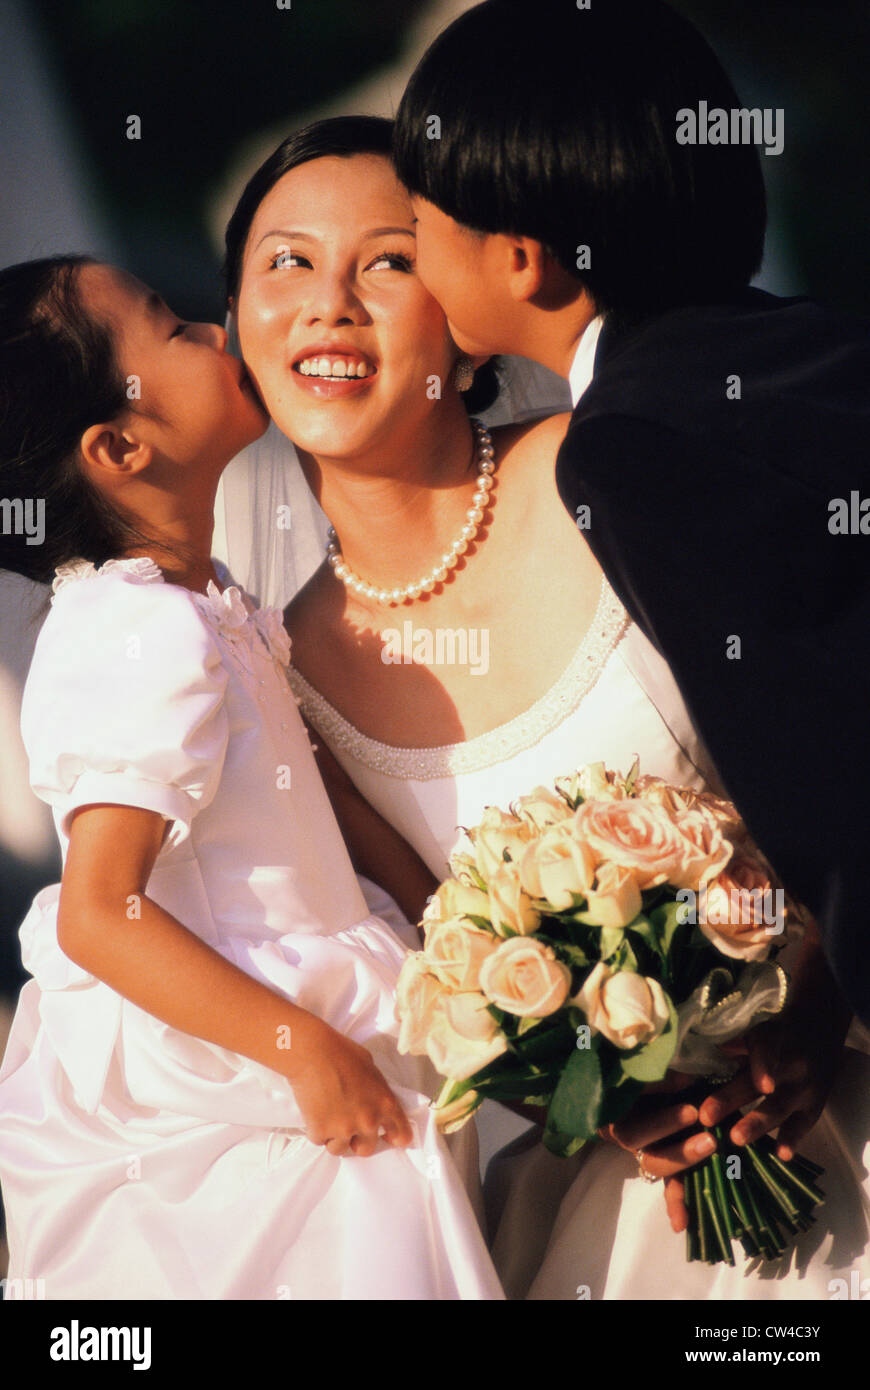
[268,249,307,270]
[368,250,414,272]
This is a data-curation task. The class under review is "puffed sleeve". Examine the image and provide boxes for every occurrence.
[21,572,229,845]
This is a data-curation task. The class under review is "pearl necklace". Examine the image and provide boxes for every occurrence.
[326,419,497,606]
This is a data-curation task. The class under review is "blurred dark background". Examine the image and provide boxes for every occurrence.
[0,0,868,1282]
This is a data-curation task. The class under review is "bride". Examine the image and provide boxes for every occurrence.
[215,115,869,1299]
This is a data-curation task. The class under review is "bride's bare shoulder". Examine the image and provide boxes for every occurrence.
[489,412,573,469]
[283,561,336,652]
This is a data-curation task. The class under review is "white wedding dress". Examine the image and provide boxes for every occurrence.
[0,557,504,1301]
[288,573,870,1301]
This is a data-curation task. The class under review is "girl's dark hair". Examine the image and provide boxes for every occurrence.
[393,0,767,320]
[0,255,158,586]
[223,114,500,413]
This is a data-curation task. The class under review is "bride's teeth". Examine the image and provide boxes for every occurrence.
[296,355,374,377]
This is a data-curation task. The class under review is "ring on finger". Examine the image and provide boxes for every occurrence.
[636,1148,660,1183]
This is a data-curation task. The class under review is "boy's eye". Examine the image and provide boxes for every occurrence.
[170,322,188,338]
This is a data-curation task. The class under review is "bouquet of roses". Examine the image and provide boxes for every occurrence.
[396,762,824,1267]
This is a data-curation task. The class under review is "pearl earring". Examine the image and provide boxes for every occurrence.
[454,355,475,393]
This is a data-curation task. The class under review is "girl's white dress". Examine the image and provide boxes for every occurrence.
[288,574,870,1300]
[0,557,503,1301]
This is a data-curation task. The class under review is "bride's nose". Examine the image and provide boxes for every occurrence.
[304,270,366,326]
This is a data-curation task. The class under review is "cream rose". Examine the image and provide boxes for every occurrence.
[673,806,733,890]
[676,786,744,840]
[572,796,689,888]
[487,861,541,936]
[584,861,643,930]
[518,823,597,909]
[512,785,573,830]
[556,762,628,807]
[426,992,508,1080]
[395,954,449,1055]
[472,806,535,880]
[698,858,778,962]
[424,917,498,990]
[633,774,690,816]
[422,877,491,928]
[479,936,572,1018]
[574,961,670,1050]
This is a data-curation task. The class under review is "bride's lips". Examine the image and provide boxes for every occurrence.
[290,340,378,400]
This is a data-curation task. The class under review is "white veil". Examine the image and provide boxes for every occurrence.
[213,318,572,611]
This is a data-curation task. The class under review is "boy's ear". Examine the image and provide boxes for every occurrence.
[79,421,153,478]
[504,235,549,303]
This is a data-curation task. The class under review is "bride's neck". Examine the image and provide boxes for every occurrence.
[298,400,484,592]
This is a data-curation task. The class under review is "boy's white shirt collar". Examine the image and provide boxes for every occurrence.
[568,313,605,406]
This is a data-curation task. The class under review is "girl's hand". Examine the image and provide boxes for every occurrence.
[286,1016,415,1158]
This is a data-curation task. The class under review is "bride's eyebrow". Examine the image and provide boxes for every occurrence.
[253,226,415,249]
[362,227,416,239]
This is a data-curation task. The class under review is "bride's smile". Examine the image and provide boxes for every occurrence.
[232,152,463,465]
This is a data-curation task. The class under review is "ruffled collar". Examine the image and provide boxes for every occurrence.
[51,555,163,596]
[50,556,291,668]
[192,580,291,666]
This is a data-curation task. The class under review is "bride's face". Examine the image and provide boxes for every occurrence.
[234,154,459,459]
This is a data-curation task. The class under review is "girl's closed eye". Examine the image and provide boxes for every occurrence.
[169,321,189,338]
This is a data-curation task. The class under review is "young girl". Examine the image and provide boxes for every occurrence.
[0,255,503,1300]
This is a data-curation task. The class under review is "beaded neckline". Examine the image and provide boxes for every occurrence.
[286,576,630,780]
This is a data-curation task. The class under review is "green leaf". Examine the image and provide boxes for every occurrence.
[546,1041,604,1139]
[625,915,659,953]
[649,898,687,957]
[515,1016,540,1037]
[597,1076,645,1127]
[463,913,496,933]
[624,757,640,795]
[535,935,590,968]
[509,1016,577,1064]
[600,925,626,960]
[542,1128,589,1158]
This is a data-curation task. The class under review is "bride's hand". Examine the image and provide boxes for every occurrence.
[286,1015,415,1158]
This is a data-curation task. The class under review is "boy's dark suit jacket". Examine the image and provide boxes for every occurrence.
[555,289,870,1024]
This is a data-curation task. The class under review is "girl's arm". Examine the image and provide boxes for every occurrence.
[309,728,438,934]
[57,802,414,1159]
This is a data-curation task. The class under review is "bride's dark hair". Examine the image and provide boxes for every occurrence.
[223,114,501,413]
[393,0,767,322]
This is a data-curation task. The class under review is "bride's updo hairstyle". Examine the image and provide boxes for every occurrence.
[394,0,767,324]
[223,114,501,413]
[0,256,148,585]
